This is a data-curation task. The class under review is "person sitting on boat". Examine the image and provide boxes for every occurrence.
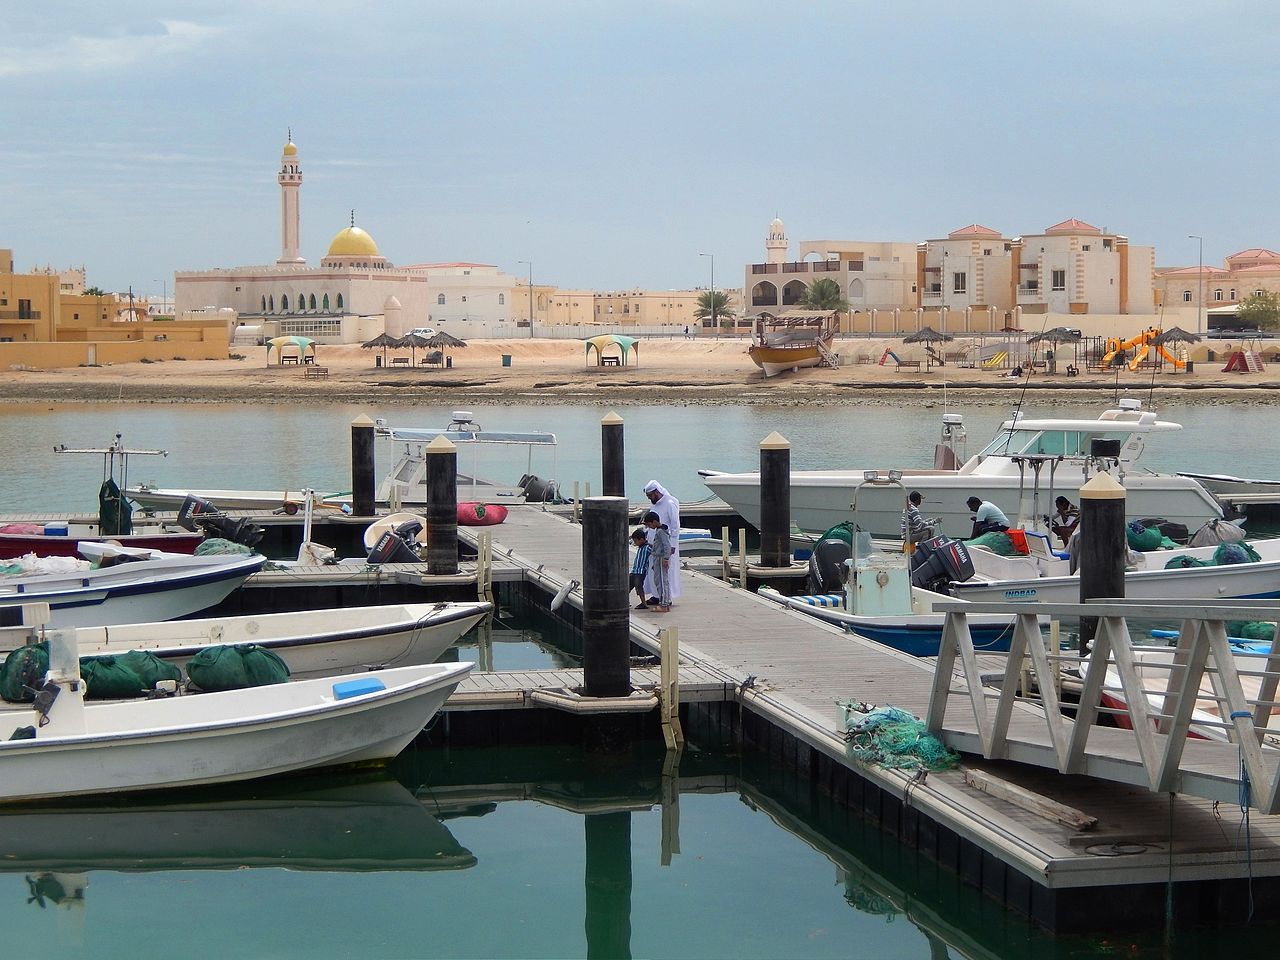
[900,491,937,546]
[1050,496,1080,547]
[966,496,1010,538]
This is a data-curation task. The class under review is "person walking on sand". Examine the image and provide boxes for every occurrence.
[629,528,651,610]
[642,480,681,604]
[644,511,672,612]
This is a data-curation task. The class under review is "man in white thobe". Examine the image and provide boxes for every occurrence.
[642,480,681,603]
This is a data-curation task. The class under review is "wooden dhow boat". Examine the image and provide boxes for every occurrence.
[747,311,839,377]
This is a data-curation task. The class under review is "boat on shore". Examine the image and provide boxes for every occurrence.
[702,399,1225,537]
[748,311,839,377]
[0,660,473,803]
[0,550,264,628]
[1,601,491,680]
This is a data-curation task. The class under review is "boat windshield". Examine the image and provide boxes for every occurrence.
[977,429,1129,459]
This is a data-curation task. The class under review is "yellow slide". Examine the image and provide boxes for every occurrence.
[984,350,1007,368]
[1102,328,1185,371]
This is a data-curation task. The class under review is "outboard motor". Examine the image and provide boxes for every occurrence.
[807,537,852,594]
[367,524,421,564]
[176,495,266,548]
[909,536,974,593]
[521,476,560,503]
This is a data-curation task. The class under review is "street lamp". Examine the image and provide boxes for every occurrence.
[699,252,714,336]
[517,260,533,338]
[1187,235,1203,334]
[153,277,167,317]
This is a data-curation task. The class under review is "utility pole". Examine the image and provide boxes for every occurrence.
[518,260,533,337]
[1188,235,1204,334]
[699,252,715,337]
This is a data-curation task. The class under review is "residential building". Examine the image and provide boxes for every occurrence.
[1156,248,1280,312]
[917,224,1014,315]
[1011,219,1155,315]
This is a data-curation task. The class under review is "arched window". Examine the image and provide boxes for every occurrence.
[282,294,290,311]
[1214,289,1223,301]
[309,294,316,310]
[322,293,330,311]
[336,293,344,310]
[297,292,304,310]
[751,281,779,307]
[499,293,505,305]
[1230,289,1237,300]
[437,294,446,305]
[261,295,266,311]
[1182,290,1192,303]
[849,278,865,300]
[269,295,275,311]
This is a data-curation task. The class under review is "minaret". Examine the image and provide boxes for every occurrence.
[277,131,305,265]
[766,216,788,265]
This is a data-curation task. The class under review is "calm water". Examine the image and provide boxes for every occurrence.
[3,398,1280,957]
[3,397,1279,513]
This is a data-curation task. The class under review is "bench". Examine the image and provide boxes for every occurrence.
[601,356,621,366]
[390,357,411,366]
[896,360,922,372]
[303,366,329,380]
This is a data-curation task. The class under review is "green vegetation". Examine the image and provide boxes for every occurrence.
[1236,290,1280,330]
[694,290,736,326]
[798,277,849,313]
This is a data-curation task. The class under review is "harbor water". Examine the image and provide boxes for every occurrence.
[2,398,1279,957]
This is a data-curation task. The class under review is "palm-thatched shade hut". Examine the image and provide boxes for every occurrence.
[902,326,953,370]
[361,332,401,367]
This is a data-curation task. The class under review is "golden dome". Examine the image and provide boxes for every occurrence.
[283,141,297,156]
[326,226,380,258]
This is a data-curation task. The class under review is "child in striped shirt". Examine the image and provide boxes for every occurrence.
[630,528,651,610]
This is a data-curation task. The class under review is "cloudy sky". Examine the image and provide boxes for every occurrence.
[3,1,1278,296]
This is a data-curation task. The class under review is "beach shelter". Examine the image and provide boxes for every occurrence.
[398,333,431,365]
[585,334,640,367]
[902,326,952,371]
[361,332,401,367]
[424,331,467,366]
[266,336,316,366]
[1151,326,1202,373]
[1027,327,1082,371]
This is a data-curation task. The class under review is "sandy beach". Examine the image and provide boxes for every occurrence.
[2,338,1278,406]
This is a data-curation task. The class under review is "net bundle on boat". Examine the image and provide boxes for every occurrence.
[840,703,958,772]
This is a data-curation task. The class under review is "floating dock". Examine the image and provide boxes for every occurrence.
[453,505,1280,933]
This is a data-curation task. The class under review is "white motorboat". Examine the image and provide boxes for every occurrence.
[0,550,265,629]
[0,658,473,802]
[952,530,1280,604]
[701,400,1225,537]
[1,601,491,680]
[0,776,477,873]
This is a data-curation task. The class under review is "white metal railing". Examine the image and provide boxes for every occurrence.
[927,599,1280,811]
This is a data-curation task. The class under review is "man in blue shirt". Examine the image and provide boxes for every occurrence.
[966,496,1010,538]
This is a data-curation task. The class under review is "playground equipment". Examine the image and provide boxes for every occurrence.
[1101,328,1186,371]
[1222,338,1267,373]
[983,350,1008,368]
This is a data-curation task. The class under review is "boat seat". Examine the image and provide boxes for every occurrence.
[1025,530,1070,561]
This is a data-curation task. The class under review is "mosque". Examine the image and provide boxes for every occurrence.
[173,137,515,343]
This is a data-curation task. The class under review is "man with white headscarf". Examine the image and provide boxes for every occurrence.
[642,480,681,603]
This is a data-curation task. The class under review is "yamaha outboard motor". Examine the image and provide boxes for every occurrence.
[807,537,851,594]
[367,521,422,564]
[176,495,266,548]
[521,475,560,503]
[909,536,974,593]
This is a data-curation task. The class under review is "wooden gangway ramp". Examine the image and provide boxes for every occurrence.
[461,505,1280,908]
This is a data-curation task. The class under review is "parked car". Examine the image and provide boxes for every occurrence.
[408,326,436,338]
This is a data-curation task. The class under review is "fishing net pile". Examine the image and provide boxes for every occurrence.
[1163,541,1261,570]
[840,703,958,772]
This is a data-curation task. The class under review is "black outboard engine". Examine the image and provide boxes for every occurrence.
[176,495,266,548]
[367,520,423,564]
[807,538,852,594]
[909,536,974,593]
[521,475,560,503]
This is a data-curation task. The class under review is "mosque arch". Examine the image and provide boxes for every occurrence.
[322,293,330,311]
[751,281,778,307]
[309,293,317,310]
[782,279,808,306]
[297,292,304,311]
[848,278,865,301]
[282,294,290,311]
[336,293,344,310]
[261,295,266,312]
[269,295,275,311]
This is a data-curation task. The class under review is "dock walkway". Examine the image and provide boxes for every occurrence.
[460,506,1280,896]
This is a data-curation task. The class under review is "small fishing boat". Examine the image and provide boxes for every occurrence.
[952,531,1280,604]
[0,550,265,629]
[0,523,202,560]
[748,311,839,378]
[0,658,474,802]
[3,602,491,680]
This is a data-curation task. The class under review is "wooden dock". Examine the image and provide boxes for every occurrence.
[457,505,1280,928]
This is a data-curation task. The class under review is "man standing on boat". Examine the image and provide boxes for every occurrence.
[643,481,681,605]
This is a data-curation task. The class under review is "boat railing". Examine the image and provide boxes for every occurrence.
[927,598,1280,811]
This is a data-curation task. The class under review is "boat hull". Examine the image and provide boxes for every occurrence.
[749,344,824,378]
[0,554,265,628]
[0,662,472,803]
[0,531,203,560]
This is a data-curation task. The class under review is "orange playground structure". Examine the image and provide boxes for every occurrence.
[1101,328,1186,371]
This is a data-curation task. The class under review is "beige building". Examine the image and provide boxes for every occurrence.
[917,224,1014,314]
[1011,218,1155,315]
[744,218,916,318]
[1156,248,1280,313]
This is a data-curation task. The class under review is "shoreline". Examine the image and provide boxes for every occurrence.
[3,338,1278,407]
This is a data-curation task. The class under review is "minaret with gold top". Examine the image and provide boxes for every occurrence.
[277,131,305,265]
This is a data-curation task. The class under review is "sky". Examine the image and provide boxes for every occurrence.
[3,1,1279,297]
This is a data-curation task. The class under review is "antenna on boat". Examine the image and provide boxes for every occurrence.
[1146,302,1165,409]
[1001,312,1051,452]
